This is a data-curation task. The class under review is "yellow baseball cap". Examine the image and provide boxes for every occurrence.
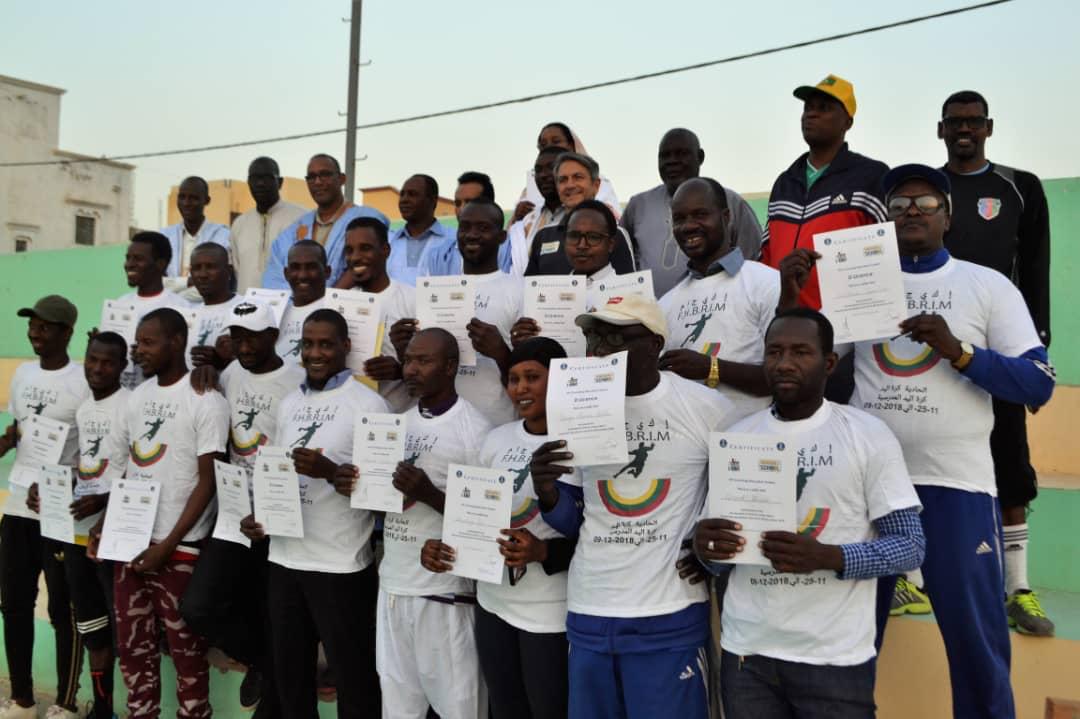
[793,74,856,118]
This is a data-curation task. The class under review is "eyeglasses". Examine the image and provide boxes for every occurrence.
[566,231,610,247]
[583,327,652,350]
[941,116,989,130]
[305,170,339,183]
[887,194,947,218]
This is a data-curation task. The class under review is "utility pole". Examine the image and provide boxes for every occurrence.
[344,0,363,202]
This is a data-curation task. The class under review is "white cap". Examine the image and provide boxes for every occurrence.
[227,301,278,332]
[575,294,669,342]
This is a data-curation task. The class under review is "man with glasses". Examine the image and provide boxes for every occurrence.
[261,153,388,290]
[780,164,1054,719]
[229,156,307,293]
[938,90,1054,637]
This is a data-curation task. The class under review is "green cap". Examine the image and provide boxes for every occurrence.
[17,295,78,328]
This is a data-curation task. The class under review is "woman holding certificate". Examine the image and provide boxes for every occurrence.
[421,336,577,719]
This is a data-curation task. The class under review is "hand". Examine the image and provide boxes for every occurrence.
[760,531,843,574]
[363,356,402,382]
[390,319,419,360]
[421,539,455,573]
[189,345,218,369]
[778,249,821,309]
[677,552,708,585]
[511,200,535,224]
[529,440,575,510]
[214,334,235,365]
[131,542,173,575]
[510,318,541,348]
[26,482,40,514]
[291,448,338,481]
[333,464,359,497]
[694,518,746,561]
[498,528,547,567]
[658,349,711,380]
[240,513,266,542]
[70,494,108,521]
[86,517,106,562]
[189,364,221,395]
[897,313,963,362]
[466,318,509,362]
[0,422,18,456]
[392,463,438,506]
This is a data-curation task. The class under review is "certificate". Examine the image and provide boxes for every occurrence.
[814,222,907,344]
[99,299,138,343]
[251,446,304,538]
[245,288,290,327]
[416,276,477,366]
[442,463,514,584]
[38,464,75,544]
[10,414,71,488]
[588,270,655,312]
[97,480,161,562]
[523,276,587,356]
[211,460,252,547]
[351,412,406,513]
[545,352,628,466]
[326,289,384,373]
[707,432,796,566]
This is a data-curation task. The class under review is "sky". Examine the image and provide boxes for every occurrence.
[2,0,1078,229]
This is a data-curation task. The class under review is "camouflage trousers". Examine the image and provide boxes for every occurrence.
[114,557,211,718]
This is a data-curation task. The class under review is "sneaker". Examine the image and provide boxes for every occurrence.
[0,699,37,719]
[45,705,81,718]
[239,668,262,711]
[1007,589,1055,636]
[890,576,932,616]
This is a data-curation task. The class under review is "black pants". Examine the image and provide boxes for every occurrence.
[180,537,281,718]
[63,543,114,651]
[990,397,1039,509]
[267,561,380,719]
[0,515,82,707]
[475,604,568,719]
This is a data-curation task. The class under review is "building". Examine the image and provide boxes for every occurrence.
[0,74,134,254]
[165,177,314,226]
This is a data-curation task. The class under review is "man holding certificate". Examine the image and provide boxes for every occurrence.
[0,295,89,719]
[694,309,923,718]
[530,294,734,719]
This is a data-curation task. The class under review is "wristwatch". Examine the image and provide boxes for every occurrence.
[706,357,721,388]
[951,341,975,371]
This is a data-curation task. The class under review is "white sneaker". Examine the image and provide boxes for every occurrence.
[45,704,81,718]
[0,698,37,719]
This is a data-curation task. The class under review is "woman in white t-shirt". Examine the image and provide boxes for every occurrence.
[421,337,576,719]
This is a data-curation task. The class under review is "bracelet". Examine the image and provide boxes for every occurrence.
[706,357,720,389]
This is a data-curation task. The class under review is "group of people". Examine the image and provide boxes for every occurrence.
[0,73,1054,719]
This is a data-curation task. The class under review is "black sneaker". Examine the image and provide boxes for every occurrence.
[240,668,263,711]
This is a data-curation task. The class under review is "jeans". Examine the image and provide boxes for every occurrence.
[720,651,876,719]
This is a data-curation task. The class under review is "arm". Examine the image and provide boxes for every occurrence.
[260,234,290,290]
[838,506,926,580]
[1015,176,1051,347]
[0,421,16,457]
[657,352,771,397]
[541,535,578,575]
[538,480,584,538]
[962,345,1055,408]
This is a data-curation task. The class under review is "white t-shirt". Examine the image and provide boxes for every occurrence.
[570,372,734,617]
[275,297,324,367]
[455,271,521,426]
[850,258,1043,495]
[658,260,779,422]
[116,289,190,388]
[268,378,389,573]
[721,402,921,665]
[476,420,579,633]
[73,388,131,539]
[372,279,416,413]
[220,362,305,473]
[5,361,90,519]
[380,398,493,596]
[186,294,245,364]
[125,374,229,543]
[125,375,228,537]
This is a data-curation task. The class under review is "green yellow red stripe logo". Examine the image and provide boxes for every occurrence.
[511,498,539,528]
[598,478,670,517]
[872,342,941,377]
[701,342,723,358]
[798,507,830,538]
[77,458,108,481]
[231,430,268,457]
[130,442,167,467]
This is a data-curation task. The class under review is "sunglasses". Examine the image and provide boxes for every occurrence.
[941,116,989,130]
[887,194,947,218]
[583,327,653,350]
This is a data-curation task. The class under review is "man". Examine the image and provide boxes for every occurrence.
[187,242,244,369]
[657,177,777,422]
[388,174,457,286]
[229,157,308,293]
[240,309,389,717]
[621,129,763,297]
[261,154,388,289]
[507,146,564,277]
[0,296,90,719]
[160,176,231,283]
[102,307,230,719]
[276,240,331,366]
[695,308,924,718]
[530,294,734,719]
[524,153,636,276]
[761,74,888,310]
[359,327,492,719]
[423,171,514,276]
[335,216,416,412]
[180,301,303,718]
[28,331,130,719]
[780,165,1054,719]
[454,171,495,215]
[938,90,1054,635]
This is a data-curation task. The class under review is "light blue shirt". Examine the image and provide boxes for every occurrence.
[388,219,456,286]
[420,232,515,278]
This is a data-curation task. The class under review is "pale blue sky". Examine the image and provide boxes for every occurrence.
[2,0,1077,228]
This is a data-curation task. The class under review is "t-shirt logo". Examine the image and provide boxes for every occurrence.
[287,338,303,357]
[599,443,670,517]
[615,442,654,479]
[290,422,323,448]
[28,401,46,416]
[977,197,1002,220]
[131,418,168,467]
[509,464,538,528]
[235,408,260,431]
[871,340,941,377]
[681,313,713,347]
[86,436,104,458]
[232,408,268,457]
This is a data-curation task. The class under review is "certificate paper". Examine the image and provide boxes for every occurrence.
[251,447,304,538]
[545,352,628,466]
[351,412,406,513]
[708,432,796,566]
[326,289,384,373]
[589,270,655,311]
[38,464,75,544]
[523,276,587,356]
[814,222,907,344]
[10,415,71,488]
[99,299,138,342]
[416,276,477,366]
[442,464,514,584]
[211,460,252,547]
[97,480,161,562]
[245,288,290,327]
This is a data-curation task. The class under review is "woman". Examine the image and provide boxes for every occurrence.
[515,122,621,223]
[421,337,576,719]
